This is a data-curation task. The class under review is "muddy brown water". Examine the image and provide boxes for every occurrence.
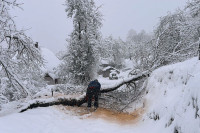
[55,105,145,125]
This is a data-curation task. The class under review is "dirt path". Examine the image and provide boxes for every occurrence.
[55,105,145,125]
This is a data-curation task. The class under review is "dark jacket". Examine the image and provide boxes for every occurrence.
[87,80,101,94]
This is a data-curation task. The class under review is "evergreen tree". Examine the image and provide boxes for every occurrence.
[65,0,102,84]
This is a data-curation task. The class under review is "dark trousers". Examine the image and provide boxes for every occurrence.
[87,92,99,108]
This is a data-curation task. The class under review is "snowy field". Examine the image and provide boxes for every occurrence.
[0,57,200,133]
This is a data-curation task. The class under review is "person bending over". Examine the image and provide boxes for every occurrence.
[86,79,101,110]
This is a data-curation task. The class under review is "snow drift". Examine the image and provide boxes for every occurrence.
[145,57,200,133]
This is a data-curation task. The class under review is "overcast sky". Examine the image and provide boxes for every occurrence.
[12,0,188,54]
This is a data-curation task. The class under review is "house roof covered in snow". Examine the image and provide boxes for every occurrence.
[102,66,114,71]
[100,58,110,65]
[40,47,61,73]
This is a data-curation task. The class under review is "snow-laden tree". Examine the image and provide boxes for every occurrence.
[64,0,102,85]
[125,30,153,70]
[98,36,124,68]
[123,1,200,72]
[185,0,200,59]
[186,0,200,18]
[0,0,44,103]
[185,0,200,37]
[153,12,184,65]
[153,9,199,67]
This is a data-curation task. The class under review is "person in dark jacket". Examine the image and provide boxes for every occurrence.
[86,79,101,109]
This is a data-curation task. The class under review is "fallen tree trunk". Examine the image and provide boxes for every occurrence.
[20,97,87,113]
[20,72,150,113]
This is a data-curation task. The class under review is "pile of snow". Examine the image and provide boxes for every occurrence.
[145,57,200,133]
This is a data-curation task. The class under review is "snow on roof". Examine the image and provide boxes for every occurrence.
[100,58,109,65]
[40,47,61,72]
[102,66,114,71]
[46,73,57,80]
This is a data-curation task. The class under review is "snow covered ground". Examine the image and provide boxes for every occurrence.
[0,57,200,133]
[0,106,159,133]
[144,57,200,133]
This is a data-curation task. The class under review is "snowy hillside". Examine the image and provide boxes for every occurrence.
[145,57,200,133]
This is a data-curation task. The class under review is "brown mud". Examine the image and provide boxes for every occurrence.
[56,106,145,125]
